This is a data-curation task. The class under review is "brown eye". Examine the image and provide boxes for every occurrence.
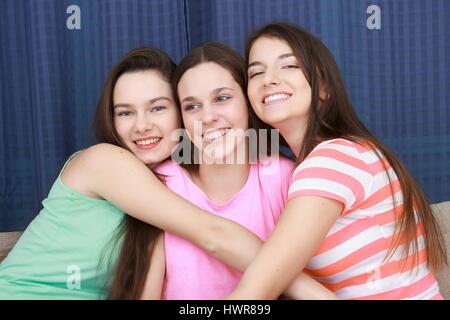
[183,103,200,111]
[214,95,231,103]
[117,111,132,117]
[151,106,166,112]
[282,65,299,69]
[249,71,264,79]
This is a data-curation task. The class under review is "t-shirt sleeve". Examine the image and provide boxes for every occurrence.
[153,159,180,178]
[279,156,296,206]
[287,139,374,212]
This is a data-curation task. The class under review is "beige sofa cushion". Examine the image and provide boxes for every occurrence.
[431,201,450,300]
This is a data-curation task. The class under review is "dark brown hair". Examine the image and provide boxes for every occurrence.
[172,41,280,171]
[92,47,176,299]
[246,22,447,272]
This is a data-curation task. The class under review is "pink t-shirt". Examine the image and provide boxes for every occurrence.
[155,156,294,300]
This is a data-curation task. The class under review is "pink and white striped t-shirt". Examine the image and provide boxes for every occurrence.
[288,138,443,300]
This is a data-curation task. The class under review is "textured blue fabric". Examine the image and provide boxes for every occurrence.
[1,0,449,231]
[0,0,188,230]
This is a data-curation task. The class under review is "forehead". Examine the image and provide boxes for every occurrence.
[113,70,171,100]
[248,36,294,63]
[177,62,238,96]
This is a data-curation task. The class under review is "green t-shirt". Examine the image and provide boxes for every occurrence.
[0,153,125,299]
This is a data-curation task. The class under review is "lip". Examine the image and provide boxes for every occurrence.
[133,136,162,150]
[133,136,161,142]
[202,127,231,143]
[261,91,292,105]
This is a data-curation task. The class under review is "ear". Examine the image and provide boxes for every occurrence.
[315,68,329,101]
[318,82,329,101]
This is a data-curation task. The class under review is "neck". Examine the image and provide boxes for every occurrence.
[275,117,307,159]
[193,162,250,205]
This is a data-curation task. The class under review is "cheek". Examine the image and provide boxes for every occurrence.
[247,89,264,118]
[160,113,181,137]
[247,85,259,107]
[299,84,312,106]
[181,114,199,138]
[236,107,249,130]
[114,119,128,138]
[295,74,312,96]
[230,96,249,127]
[167,112,182,131]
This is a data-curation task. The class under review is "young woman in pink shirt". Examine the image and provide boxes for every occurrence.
[159,42,295,299]
[228,22,447,300]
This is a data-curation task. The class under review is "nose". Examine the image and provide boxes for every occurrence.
[200,104,219,124]
[134,112,154,133]
[263,68,281,86]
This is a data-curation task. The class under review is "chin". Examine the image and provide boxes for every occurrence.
[138,154,160,165]
[138,157,152,165]
[261,115,287,127]
[202,148,228,164]
[211,147,245,164]
[261,117,283,128]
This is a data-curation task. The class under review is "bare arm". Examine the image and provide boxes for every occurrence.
[140,234,166,300]
[65,144,337,299]
[67,144,260,270]
[228,196,343,299]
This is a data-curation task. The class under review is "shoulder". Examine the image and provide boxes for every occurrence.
[153,159,181,176]
[66,143,139,173]
[154,160,188,184]
[61,144,137,197]
[80,143,134,164]
[295,138,379,175]
[257,155,295,178]
[310,138,378,160]
[279,154,296,171]
[289,138,377,209]
[257,155,295,205]
[153,161,191,194]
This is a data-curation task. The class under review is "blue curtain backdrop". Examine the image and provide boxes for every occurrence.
[0,0,449,231]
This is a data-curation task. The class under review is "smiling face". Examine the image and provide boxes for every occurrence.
[177,62,249,164]
[113,70,181,165]
[247,36,312,129]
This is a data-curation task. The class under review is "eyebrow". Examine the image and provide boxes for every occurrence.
[248,53,296,69]
[212,87,232,95]
[180,87,233,104]
[114,96,172,109]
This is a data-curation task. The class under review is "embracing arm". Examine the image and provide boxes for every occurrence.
[73,144,336,299]
[228,196,343,300]
[74,144,260,270]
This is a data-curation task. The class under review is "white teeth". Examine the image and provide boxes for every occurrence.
[203,128,229,141]
[136,137,161,145]
[264,93,290,104]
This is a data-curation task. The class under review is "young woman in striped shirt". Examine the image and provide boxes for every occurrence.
[228,22,447,300]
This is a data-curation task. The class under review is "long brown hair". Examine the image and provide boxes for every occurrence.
[172,41,281,172]
[92,47,177,299]
[245,22,447,272]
